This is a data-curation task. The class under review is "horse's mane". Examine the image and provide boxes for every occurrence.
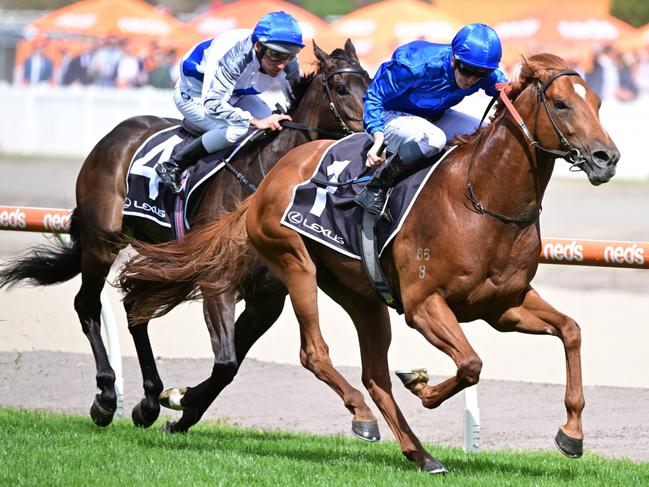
[289,48,359,114]
[452,53,572,146]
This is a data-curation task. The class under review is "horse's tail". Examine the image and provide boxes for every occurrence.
[0,209,82,289]
[119,199,253,322]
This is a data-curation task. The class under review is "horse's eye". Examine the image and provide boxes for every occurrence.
[335,85,348,95]
[554,100,569,110]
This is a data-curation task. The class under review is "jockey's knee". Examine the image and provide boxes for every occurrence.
[224,123,249,144]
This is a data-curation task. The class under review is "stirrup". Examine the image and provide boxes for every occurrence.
[156,162,182,193]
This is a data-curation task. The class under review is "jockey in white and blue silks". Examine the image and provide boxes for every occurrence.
[355,23,509,216]
[157,11,304,193]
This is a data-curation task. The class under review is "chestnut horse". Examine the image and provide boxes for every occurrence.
[0,41,377,434]
[120,54,619,473]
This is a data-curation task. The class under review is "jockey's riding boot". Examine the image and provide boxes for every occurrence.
[354,152,406,217]
[156,137,209,194]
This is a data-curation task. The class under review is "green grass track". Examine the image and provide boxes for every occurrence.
[0,408,647,486]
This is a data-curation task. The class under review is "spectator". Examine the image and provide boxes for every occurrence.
[22,36,54,86]
[146,48,176,89]
[61,42,96,86]
[115,40,143,88]
[615,51,638,102]
[89,35,123,87]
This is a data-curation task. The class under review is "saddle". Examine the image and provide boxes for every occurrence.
[124,124,264,239]
[280,133,450,312]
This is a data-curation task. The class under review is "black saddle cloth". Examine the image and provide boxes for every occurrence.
[281,133,449,259]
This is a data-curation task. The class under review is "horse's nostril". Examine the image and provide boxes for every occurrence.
[593,150,618,166]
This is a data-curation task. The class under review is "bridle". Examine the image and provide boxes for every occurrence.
[466,69,584,225]
[282,65,368,139]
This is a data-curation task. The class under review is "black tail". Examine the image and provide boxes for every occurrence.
[0,209,82,289]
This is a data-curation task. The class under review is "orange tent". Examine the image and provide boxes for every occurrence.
[493,5,640,69]
[435,0,611,26]
[26,0,195,44]
[332,0,463,73]
[185,0,347,72]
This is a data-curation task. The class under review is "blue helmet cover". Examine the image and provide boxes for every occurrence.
[451,23,502,70]
[252,11,304,48]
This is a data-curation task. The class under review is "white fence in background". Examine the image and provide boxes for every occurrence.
[0,83,647,181]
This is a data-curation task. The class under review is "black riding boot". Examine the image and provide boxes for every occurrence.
[354,152,406,216]
[156,137,209,193]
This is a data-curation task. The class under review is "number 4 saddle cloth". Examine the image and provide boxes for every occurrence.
[124,125,258,239]
[281,132,450,259]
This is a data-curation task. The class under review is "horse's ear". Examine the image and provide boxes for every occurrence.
[312,40,335,71]
[344,38,359,64]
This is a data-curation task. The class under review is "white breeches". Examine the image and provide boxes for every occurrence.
[383,109,483,158]
[173,87,290,153]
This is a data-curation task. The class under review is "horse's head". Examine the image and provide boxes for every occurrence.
[293,40,370,135]
[509,53,620,185]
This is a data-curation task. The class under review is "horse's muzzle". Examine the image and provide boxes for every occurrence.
[582,143,620,186]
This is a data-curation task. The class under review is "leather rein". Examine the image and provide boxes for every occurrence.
[466,69,584,225]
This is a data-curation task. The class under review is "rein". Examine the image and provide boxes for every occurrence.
[228,64,368,193]
[466,69,582,225]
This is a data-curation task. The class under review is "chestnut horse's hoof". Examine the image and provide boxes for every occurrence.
[131,400,160,428]
[89,396,115,427]
[554,428,583,458]
[159,387,187,410]
[351,420,380,442]
[395,368,429,387]
[418,457,448,474]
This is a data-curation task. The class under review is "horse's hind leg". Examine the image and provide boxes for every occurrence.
[322,283,446,473]
[125,301,163,428]
[74,250,117,427]
[164,284,287,433]
[489,286,584,458]
[260,242,377,435]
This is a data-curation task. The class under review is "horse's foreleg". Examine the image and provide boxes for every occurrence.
[125,300,163,428]
[74,251,116,427]
[405,293,483,409]
[489,286,584,458]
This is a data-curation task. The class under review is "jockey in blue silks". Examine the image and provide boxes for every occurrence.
[355,23,509,215]
[157,11,304,193]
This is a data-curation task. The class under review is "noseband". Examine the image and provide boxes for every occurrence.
[466,69,584,225]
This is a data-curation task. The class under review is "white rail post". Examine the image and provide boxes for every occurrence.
[100,290,124,418]
[463,385,480,452]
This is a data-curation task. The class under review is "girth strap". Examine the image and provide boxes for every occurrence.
[360,211,404,314]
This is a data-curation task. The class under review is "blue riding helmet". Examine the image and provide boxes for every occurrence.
[252,11,304,56]
[451,23,502,71]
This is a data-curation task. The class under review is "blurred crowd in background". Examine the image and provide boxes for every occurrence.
[8,0,649,103]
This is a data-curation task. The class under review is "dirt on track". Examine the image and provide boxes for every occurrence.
[1,351,649,463]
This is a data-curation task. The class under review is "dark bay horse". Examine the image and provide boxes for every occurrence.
[0,41,377,434]
[120,54,619,473]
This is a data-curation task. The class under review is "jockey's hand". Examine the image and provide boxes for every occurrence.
[366,132,386,167]
[251,114,292,131]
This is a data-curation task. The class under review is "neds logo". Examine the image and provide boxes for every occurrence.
[43,213,71,232]
[0,208,26,229]
[604,244,644,265]
[542,240,584,262]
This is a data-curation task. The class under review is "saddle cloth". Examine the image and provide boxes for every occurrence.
[124,125,260,238]
[281,132,451,259]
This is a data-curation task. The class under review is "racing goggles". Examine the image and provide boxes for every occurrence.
[264,48,296,64]
[455,60,493,78]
